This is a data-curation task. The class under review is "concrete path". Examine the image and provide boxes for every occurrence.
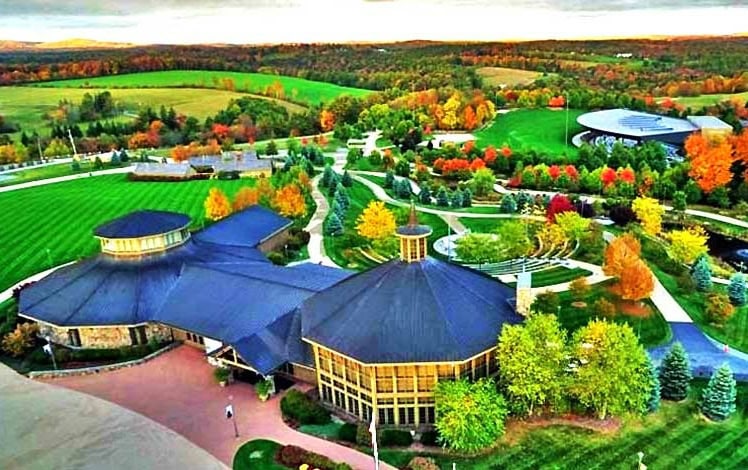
[0,165,134,194]
[351,170,422,195]
[304,174,339,268]
[529,259,611,294]
[0,362,227,470]
[41,346,394,470]
[362,130,382,157]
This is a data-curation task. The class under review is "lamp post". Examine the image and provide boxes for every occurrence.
[44,336,57,371]
[637,451,646,470]
[565,92,570,149]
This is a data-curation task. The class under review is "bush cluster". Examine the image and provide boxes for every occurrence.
[337,423,357,443]
[380,429,414,447]
[26,342,165,365]
[419,430,439,446]
[275,445,352,470]
[280,389,331,425]
[407,456,440,470]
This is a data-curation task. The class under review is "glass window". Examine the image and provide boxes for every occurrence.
[67,329,81,347]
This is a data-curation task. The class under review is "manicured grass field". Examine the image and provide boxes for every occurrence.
[0,161,104,187]
[458,217,528,233]
[652,265,748,354]
[476,66,543,87]
[35,70,374,106]
[0,86,286,139]
[0,175,257,292]
[380,379,748,469]
[233,439,286,470]
[475,108,585,158]
[669,91,748,109]
[526,266,593,288]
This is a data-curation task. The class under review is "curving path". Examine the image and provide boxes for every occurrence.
[303,174,339,267]
[0,361,228,470]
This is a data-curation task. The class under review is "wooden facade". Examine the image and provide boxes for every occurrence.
[310,341,497,427]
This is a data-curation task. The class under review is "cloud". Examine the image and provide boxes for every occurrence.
[0,0,299,16]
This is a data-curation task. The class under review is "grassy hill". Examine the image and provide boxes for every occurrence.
[0,86,305,140]
[670,91,748,109]
[477,67,543,87]
[476,108,584,159]
[33,70,374,106]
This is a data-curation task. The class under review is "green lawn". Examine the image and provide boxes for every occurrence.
[0,161,103,187]
[525,266,592,288]
[233,439,286,470]
[670,91,748,109]
[475,108,584,159]
[0,86,283,140]
[555,282,671,349]
[380,380,748,469]
[35,70,374,106]
[458,217,528,234]
[652,265,748,354]
[0,175,259,292]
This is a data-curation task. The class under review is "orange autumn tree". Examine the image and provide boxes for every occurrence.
[256,177,276,206]
[319,110,336,132]
[731,129,748,181]
[204,188,232,221]
[232,187,259,211]
[273,184,306,218]
[684,132,734,193]
[603,233,641,278]
[618,259,655,303]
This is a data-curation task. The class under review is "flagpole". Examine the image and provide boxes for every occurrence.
[369,414,379,470]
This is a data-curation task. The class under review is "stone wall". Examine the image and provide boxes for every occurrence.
[147,324,173,343]
[37,322,69,345]
[38,322,174,348]
[257,228,290,254]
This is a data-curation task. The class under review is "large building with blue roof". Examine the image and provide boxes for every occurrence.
[19,205,522,428]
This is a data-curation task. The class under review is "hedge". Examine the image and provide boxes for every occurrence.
[419,430,439,446]
[380,429,413,447]
[338,423,358,443]
[280,389,331,425]
[26,342,167,365]
[275,445,352,470]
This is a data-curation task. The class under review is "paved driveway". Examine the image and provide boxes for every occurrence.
[43,345,394,469]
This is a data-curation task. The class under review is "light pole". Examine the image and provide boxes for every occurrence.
[565,92,570,149]
[44,336,57,370]
[637,451,646,470]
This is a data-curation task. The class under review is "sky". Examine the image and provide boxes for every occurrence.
[1,0,747,44]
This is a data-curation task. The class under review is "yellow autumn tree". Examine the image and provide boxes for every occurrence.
[273,184,306,218]
[441,93,461,130]
[668,226,709,264]
[204,188,232,221]
[319,110,336,132]
[232,187,259,212]
[631,197,664,236]
[356,201,396,241]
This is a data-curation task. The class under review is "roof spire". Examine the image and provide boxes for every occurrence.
[408,201,419,227]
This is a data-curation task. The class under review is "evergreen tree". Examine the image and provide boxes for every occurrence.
[321,165,334,188]
[419,184,432,205]
[283,156,294,172]
[110,151,121,166]
[659,342,692,401]
[332,199,346,221]
[699,363,737,422]
[94,156,104,170]
[691,255,713,291]
[341,170,353,187]
[516,191,532,211]
[327,173,340,196]
[728,273,746,306]
[325,212,344,237]
[451,189,464,208]
[396,179,411,199]
[334,185,350,211]
[436,186,450,207]
[462,188,473,207]
[645,356,661,413]
[119,149,129,162]
[500,194,517,213]
[384,170,395,189]
[672,191,687,212]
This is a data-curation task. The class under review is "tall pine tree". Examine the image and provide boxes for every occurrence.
[436,186,450,207]
[462,188,473,208]
[325,212,344,237]
[419,184,432,205]
[384,170,395,189]
[659,342,692,401]
[645,356,661,413]
[341,170,353,188]
[321,165,334,188]
[450,189,464,208]
[728,273,746,306]
[699,363,737,421]
[691,255,713,291]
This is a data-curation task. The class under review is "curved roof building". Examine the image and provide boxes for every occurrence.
[577,109,731,146]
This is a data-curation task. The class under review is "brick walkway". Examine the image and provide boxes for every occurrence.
[42,346,394,470]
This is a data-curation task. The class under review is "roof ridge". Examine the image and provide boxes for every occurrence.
[60,267,129,325]
[418,261,468,355]
[185,262,323,293]
[21,259,101,312]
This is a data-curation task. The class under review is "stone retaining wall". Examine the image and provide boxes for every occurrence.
[28,342,180,380]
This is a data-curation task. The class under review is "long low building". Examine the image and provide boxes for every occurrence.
[577,109,732,146]
[19,205,523,428]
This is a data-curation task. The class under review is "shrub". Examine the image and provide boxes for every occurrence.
[280,389,331,425]
[705,292,735,324]
[1,323,38,357]
[608,205,636,226]
[532,290,560,314]
[275,445,352,470]
[728,273,747,306]
[699,363,737,422]
[419,430,439,446]
[213,367,230,384]
[337,423,358,443]
[569,277,590,300]
[255,378,273,400]
[691,255,713,292]
[592,298,617,318]
[380,429,413,447]
[407,456,440,470]
[356,422,372,446]
[267,251,286,265]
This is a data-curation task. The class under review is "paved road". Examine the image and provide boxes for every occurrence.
[0,362,227,470]
[42,346,395,470]
[303,174,339,267]
[0,166,134,194]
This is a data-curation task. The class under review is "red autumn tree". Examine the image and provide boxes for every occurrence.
[618,167,636,185]
[546,194,575,222]
[469,158,486,172]
[548,165,561,180]
[565,165,579,180]
[483,146,498,166]
[212,123,231,141]
[501,146,512,158]
[600,167,617,188]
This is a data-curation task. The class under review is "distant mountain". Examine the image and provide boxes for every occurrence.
[0,38,135,50]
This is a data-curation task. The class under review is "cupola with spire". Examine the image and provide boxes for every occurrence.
[395,203,432,262]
